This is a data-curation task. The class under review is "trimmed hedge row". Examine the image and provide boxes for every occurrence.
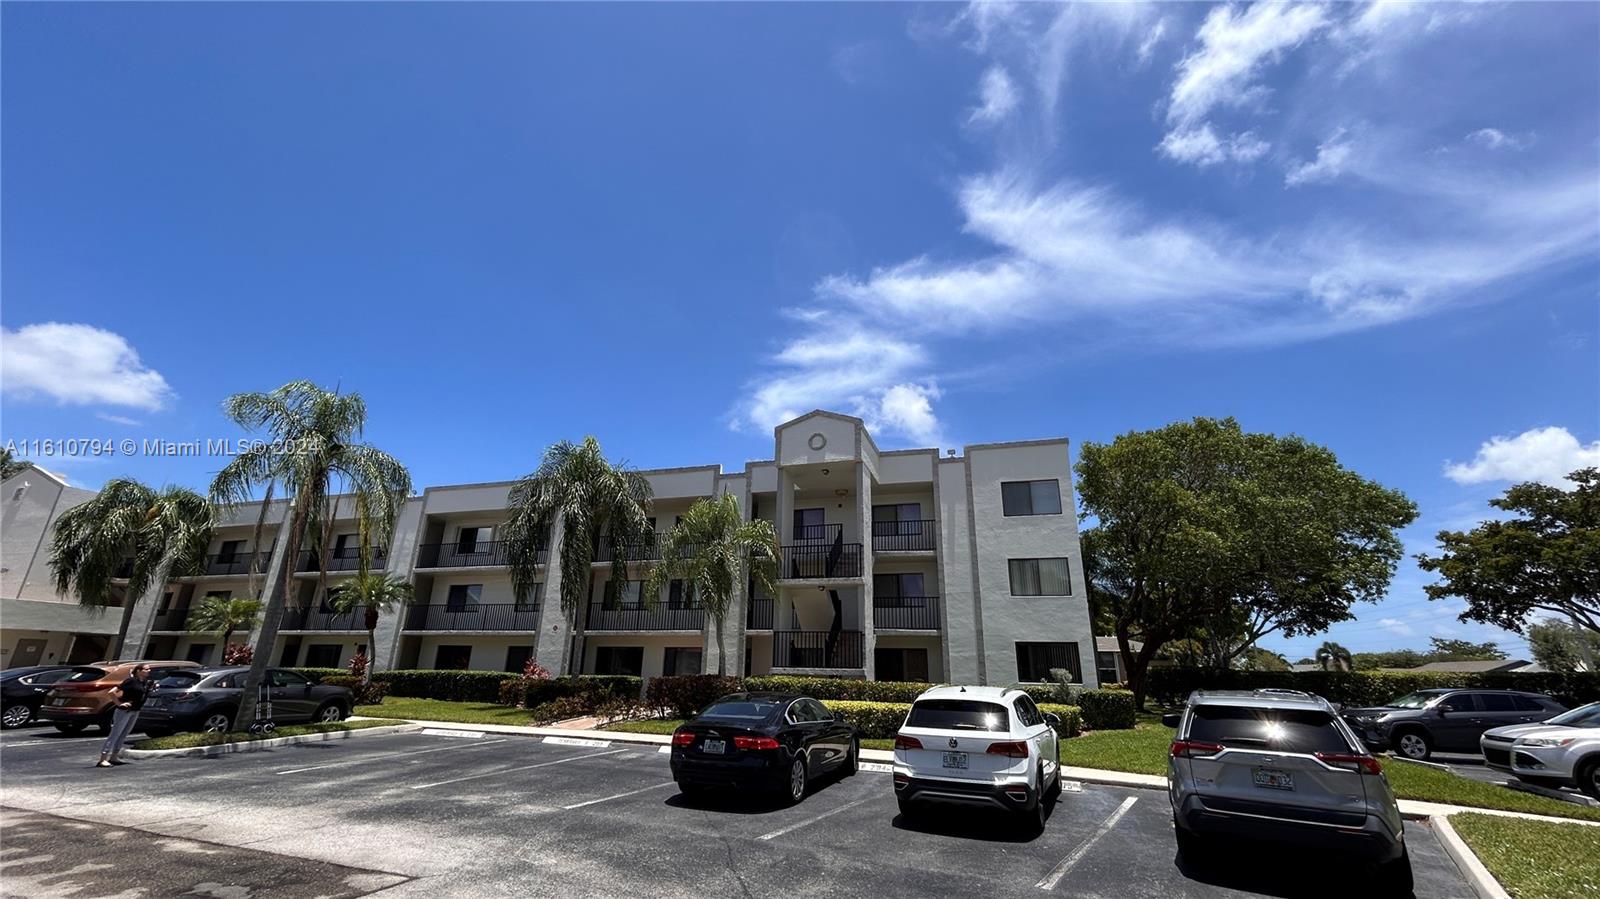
[646,675,743,718]
[291,668,348,684]
[1075,689,1137,730]
[373,669,515,703]
[1143,668,1600,708]
[319,675,389,705]
[515,675,644,709]
[818,700,1083,739]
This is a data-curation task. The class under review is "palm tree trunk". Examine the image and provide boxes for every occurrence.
[713,616,725,676]
[247,481,276,601]
[366,629,376,685]
[236,495,310,727]
[108,597,140,660]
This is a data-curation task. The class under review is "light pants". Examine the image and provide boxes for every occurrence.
[100,707,139,758]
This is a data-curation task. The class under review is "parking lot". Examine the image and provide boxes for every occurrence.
[0,725,1474,898]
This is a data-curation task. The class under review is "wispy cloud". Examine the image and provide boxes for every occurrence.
[968,65,1018,126]
[1,323,173,411]
[1285,129,1355,186]
[1465,127,1534,152]
[1444,426,1600,488]
[1158,124,1268,167]
[94,412,143,427]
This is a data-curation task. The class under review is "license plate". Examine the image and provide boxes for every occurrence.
[942,751,969,769]
[51,698,67,706]
[702,739,725,755]
[1253,767,1294,790]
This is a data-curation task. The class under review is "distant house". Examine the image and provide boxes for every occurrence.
[1402,659,1534,674]
[1094,637,1145,685]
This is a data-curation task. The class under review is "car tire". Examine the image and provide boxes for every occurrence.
[1394,729,1432,762]
[202,709,236,734]
[842,739,859,777]
[2,703,33,729]
[1578,758,1600,801]
[895,795,916,820]
[314,703,345,724]
[1378,846,1414,896]
[1016,762,1048,836]
[1174,823,1206,867]
[53,723,87,735]
[784,754,808,805]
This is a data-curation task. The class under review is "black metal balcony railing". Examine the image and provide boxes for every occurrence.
[792,522,843,543]
[297,547,387,573]
[585,603,706,631]
[279,607,364,631]
[149,608,191,631]
[193,552,275,577]
[778,543,863,579]
[871,520,936,552]
[404,603,542,631]
[873,595,940,630]
[414,540,546,569]
[773,630,864,669]
[746,598,774,630]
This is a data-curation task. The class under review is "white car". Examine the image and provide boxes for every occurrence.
[892,685,1062,832]
[1480,701,1600,799]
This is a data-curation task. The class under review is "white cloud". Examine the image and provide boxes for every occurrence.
[1167,2,1330,129]
[1,323,173,410]
[1378,617,1415,637]
[1285,130,1355,186]
[1444,427,1600,488]
[1158,124,1269,167]
[969,65,1019,125]
[1137,16,1172,66]
[94,413,143,427]
[1465,128,1533,151]
[856,382,945,447]
[735,324,930,438]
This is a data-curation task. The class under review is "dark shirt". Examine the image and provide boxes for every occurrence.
[118,677,149,711]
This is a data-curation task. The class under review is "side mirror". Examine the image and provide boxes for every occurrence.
[1161,713,1182,729]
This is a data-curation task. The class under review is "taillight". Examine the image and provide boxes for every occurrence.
[671,731,695,747]
[894,734,923,751]
[985,740,1030,759]
[733,735,781,751]
[1170,740,1225,758]
[1315,752,1383,775]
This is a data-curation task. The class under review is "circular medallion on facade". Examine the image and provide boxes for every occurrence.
[808,432,827,451]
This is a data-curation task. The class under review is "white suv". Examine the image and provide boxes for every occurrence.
[892,685,1062,832]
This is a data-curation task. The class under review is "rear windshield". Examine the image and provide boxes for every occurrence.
[1188,706,1353,754]
[155,672,204,690]
[61,667,108,683]
[698,699,784,721]
[906,699,1010,732]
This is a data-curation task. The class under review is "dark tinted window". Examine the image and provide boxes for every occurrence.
[699,699,784,721]
[62,667,108,683]
[1511,695,1544,712]
[155,671,204,689]
[23,670,73,685]
[1015,696,1042,727]
[1001,480,1063,516]
[907,699,1010,732]
[1008,559,1072,596]
[1478,694,1516,712]
[1437,693,1478,713]
[1187,706,1352,754]
[806,699,833,722]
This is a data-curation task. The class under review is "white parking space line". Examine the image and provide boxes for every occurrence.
[561,781,676,810]
[756,795,876,841]
[410,748,628,790]
[858,762,894,774]
[1035,796,1138,890]
[543,736,611,748]
[275,738,510,775]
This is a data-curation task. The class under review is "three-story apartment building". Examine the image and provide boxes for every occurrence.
[0,411,1097,686]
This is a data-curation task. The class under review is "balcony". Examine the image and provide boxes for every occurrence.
[149,608,192,631]
[772,630,864,670]
[585,602,705,631]
[404,603,541,632]
[778,542,863,580]
[279,607,364,631]
[871,520,936,553]
[746,597,774,630]
[414,540,543,569]
[873,595,940,630]
[297,547,387,573]
[192,552,275,577]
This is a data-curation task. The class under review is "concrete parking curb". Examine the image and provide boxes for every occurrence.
[1431,815,1512,899]
[121,724,422,759]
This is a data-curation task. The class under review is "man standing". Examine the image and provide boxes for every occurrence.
[97,664,151,767]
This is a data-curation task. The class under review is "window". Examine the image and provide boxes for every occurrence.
[185,644,214,665]
[1511,695,1544,712]
[1001,480,1063,516]
[872,503,923,535]
[1478,694,1516,712]
[271,670,312,687]
[1096,651,1119,685]
[906,699,1009,732]
[601,579,641,609]
[793,508,825,541]
[593,646,643,677]
[446,584,482,612]
[1015,695,1043,727]
[278,638,302,667]
[1188,706,1353,754]
[217,540,244,562]
[1016,642,1082,682]
[517,583,543,611]
[331,533,356,559]
[663,647,702,675]
[204,590,233,602]
[1438,693,1478,713]
[1008,558,1072,596]
[668,580,699,610]
[504,646,533,673]
[873,573,926,604]
[805,699,833,722]
[457,527,491,554]
[435,645,472,670]
[875,648,929,682]
[303,644,341,668]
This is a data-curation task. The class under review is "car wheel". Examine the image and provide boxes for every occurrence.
[314,703,345,723]
[202,711,234,733]
[842,739,859,776]
[785,755,808,805]
[1174,824,1206,867]
[1579,759,1600,801]
[1378,846,1414,895]
[53,723,87,735]
[2,703,33,729]
[1395,730,1432,761]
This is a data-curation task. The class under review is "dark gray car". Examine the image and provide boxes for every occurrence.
[1342,688,1566,761]
[136,667,353,735]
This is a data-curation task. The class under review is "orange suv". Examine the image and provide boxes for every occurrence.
[39,660,200,734]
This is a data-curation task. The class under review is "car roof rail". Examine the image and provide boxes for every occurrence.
[1253,688,1313,697]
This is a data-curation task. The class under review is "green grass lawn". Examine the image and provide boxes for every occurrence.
[1451,813,1600,899]
[1053,720,1600,822]
[602,718,683,735]
[355,697,539,726]
[137,719,395,751]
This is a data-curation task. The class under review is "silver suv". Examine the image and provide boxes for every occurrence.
[1165,690,1410,891]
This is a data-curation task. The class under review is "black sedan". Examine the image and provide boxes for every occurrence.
[1,666,78,729]
[137,666,354,735]
[670,692,859,805]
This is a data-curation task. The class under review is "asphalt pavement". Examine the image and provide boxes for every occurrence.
[0,723,1475,898]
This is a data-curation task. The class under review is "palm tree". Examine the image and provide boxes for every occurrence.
[1315,640,1353,672]
[0,447,31,480]
[504,437,652,672]
[210,381,411,727]
[644,494,777,675]
[186,595,263,648]
[327,573,413,684]
[48,479,215,659]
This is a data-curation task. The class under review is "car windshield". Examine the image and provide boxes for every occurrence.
[697,699,784,721]
[155,672,204,690]
[1188,706,1354,754]
[61,667,108,683]
[906,699,1009,732]
[1385,692,1444,710]
[1544,702,1600,728]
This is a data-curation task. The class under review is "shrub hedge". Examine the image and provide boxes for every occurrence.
[509,675,645,709]
[1143,668,1600,708]
[290,668,348,684]
[319,675,390,705]
[817,700,1083,739]
[372,669,515,703]
[743,675,1059,705]
[646,675,743,718]
[1076,689,1137,730]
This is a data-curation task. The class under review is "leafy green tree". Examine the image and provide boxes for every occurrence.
[186,595,262,648]
[1316,641,1353,672]
[1077,417,1416,707]
[47,479,215,658]
[1418,468,1599,635]
[327,573,413,683]
[1426,637,1506,661]
[0,447,31,481]
[1237,647,1290,671]
[503,436,653,671]
[1352,649,1429,670]
[210,381,411,728]
[1527,619,1600,672]
[644,494,778,675]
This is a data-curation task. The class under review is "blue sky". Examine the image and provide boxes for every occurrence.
[3,3,1596,661]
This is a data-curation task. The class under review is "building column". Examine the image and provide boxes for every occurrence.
[857,463,875,680]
